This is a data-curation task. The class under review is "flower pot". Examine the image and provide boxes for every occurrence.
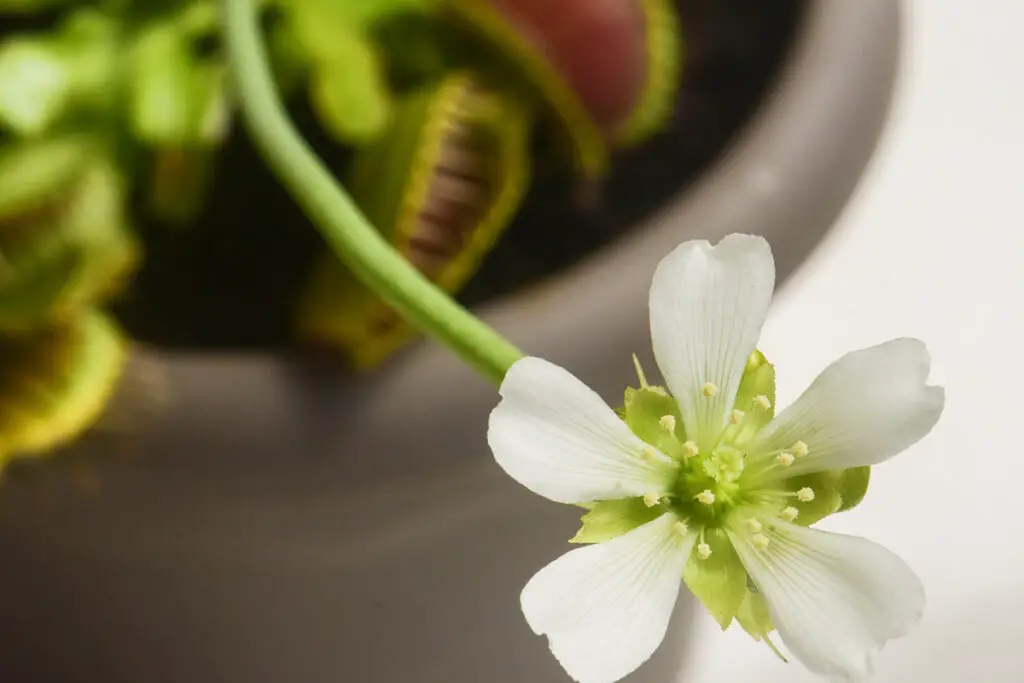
[0,1,901,682]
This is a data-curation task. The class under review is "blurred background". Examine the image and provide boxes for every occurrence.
[0,0,1020,682]
[684,1,1024,681]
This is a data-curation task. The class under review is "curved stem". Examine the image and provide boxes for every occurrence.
[221,0,523,384]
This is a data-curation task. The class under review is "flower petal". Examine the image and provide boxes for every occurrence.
[649,234,775,448]
[729,522,925,682]
[521,513,696,683]
[750,338,945,476]
[489,357,678,504]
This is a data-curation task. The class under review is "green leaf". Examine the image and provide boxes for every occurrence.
[308,31,392,145]
[735,587,774,640]
[128,20,228,146]
[0,309,127,465]
[0,157,138,330]
[622,385,684,458]
[0,37,71,135]
[0,136,90,220]
[0,10,122,136]
[682,528,748,630]
[836,465,871,512]
[783,471,843,526]
[569,498,662,544]
[731,349,776,443]
[282,0,394,145]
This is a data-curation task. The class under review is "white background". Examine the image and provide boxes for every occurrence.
[683,1,1024,681]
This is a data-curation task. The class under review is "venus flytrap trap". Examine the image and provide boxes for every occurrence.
[488,235,944,683]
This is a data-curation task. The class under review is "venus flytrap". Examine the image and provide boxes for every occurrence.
[488,234,944,683]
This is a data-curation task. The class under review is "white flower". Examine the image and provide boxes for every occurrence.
[487,234,944,683]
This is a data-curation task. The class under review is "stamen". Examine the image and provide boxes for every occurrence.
[643,493,662,507]
[775,452,795,468]
[792,441,809,458]
[632,354,649,388]
[781,506,799,522]
[796,487,815,502]
[682,441,699,459]
[701,382,718,398]
[753,395,772,411]
[695,489,716,505]
[751,533,770,550]
[674,520,689,536]
[697,543,713,560]
[659,415,676,432]
[729,409,745,425]
[745,517,763,533]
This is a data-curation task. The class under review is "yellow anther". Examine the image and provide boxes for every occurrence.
[753,395,772,411]
[641,445,660,461]
[781,506,799,522]
[695,489,716,505]
[659,415,677,432]
[643,493,662,508]
[745,518,763,533]
[797,487,815,502]
[792,441,809,458]
[674,520,689,536]
[751,533,770,550]
[697,543,713,560]
[701,382,718,398]
[776,452,795,467]
[682,441,699,459]
[730,409,745,425]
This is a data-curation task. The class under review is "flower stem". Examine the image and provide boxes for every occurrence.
[220,0,524,384]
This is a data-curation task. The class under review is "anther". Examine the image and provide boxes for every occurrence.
[674,520,689,536]
[641,445,660,462]
[775,452,795,467]
[751,533,770,550]
[792,441,809,458]
[682,441,699,459]
[659,415,676,432]
[753,395,772,411]
[643,493,663,507]
[701,382,718,398]
[745,518,763,533]
[781,506,799,522]
[730,409,745,425]
[695,489,716,505]
[796,487,815,502]
[697,543,713,560]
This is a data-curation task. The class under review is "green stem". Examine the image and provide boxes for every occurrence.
[220,0,523,384]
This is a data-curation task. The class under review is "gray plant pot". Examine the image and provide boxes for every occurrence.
[0,2,900,682]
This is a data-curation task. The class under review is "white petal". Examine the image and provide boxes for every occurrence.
[488,357,678,505]
[649,234,775,448]
[750,338,945,475]
[521,513,696,683]
[729,522,924,683]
